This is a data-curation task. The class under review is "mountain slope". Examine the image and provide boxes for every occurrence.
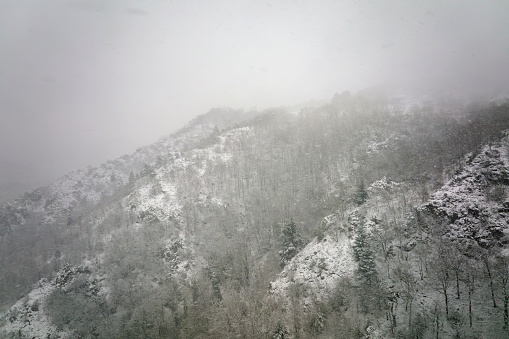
[2,96,509,338]
[0,107,254,309]
[424,132,509,246]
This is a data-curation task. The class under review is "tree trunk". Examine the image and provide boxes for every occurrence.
[468,287,473,328]
[444,289,449,315]
[455,271,460,299]
[392,303,397,330]
[485,262,497,308]
[504,291,508,331]
[436,311,440,339]
[408,300,412,330]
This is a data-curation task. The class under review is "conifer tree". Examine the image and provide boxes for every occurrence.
[352,222,377,285]
[271,323,288,339]
[279,220,303,267]
[353,181,368,205]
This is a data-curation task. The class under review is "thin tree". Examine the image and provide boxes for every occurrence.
[480,248,498,308]
[449,249,464,300]
[372,221,394,278]
[461,259,478,328]
[394,265,417,329]
[433,242,452,315]
[495,255,509,331]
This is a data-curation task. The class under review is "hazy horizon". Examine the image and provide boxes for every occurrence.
[1,0,509,202]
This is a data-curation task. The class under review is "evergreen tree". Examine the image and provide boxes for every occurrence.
[352,222,377,285]
[128,171,135,185]
[279,221,303,267]
[353,181,368,205]
[271,323,288,339]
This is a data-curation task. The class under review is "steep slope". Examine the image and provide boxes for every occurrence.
[0,107,252,236]
[263,131,509,338]
[267,177,421,338]
[2,97,509,338]
[0,107,255,310]
[270,177,415,297]
[424,131,509,247]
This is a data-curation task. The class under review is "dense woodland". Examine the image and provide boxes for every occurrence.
[2,93,509,338]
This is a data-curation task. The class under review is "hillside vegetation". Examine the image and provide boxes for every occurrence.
[2,93,509,338]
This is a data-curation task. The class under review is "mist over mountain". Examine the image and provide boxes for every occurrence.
[2,93,509,338]
[2,0,509,204]
[2,1,509,338]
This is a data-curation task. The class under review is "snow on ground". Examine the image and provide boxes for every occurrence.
[162,237,205,283]
[269,172,417,306]
[386,93,444,115]
[425,134,509,243]
[0,111,221,233]
[197,126,254,165]
[368,177,401,192]
[270,233,356,301]
[1,275,67,338]
[0,281,64,338]
[127,163,184,225]
[366,138,391,154]
[128,126,254,225]
[0,264,107,338]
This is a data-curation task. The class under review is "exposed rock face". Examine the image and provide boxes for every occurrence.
[2,99,509,338]
[270,233,356,302]
[424,132,509,247]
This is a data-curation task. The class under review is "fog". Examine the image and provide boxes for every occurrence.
[1,0,508,202]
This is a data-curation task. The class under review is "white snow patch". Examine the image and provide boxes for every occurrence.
[271,233,355,300]
[0,280,67,338]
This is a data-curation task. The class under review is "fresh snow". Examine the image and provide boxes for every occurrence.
[0,265,101,339]
[270,233,356,301]
[425,133,509,244]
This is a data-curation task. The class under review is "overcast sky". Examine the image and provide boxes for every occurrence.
[1,0,509,201]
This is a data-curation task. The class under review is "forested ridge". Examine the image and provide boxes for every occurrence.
[2,93,509,338]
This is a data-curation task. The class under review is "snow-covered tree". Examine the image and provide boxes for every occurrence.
[279,221,303,267]
[353,181,368,205]
[352,222,377,285]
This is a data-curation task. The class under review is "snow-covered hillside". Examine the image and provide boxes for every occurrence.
[269,176,419,303]
[2,98,509,338]
[0,108,253,236]
[0,264,101,339]
[270,233,356,301]
[125,126,254,236]
[424,130,509,246]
